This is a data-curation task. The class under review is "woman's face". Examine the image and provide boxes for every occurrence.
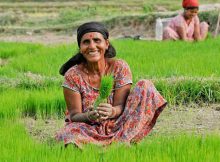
[80,32,109,63]
[184,8,198,20]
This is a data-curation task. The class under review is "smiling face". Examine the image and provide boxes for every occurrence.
[80,32,109,63]
[183,8,198,20]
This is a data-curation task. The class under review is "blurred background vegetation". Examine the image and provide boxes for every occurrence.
[0,0,219,37]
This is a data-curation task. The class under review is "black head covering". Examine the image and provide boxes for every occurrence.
[77,21,109,47]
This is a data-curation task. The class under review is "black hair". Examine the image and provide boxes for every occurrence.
[184,6,199,10]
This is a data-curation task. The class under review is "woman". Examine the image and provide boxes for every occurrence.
[163,0,209,41]
[56,22,167,148]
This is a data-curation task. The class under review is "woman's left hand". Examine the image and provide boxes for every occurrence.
[97,103,115,121]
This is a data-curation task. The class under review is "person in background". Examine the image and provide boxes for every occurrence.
[163,0,209,41]
[56,22,167,148]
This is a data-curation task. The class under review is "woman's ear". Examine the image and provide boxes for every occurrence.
[106,39,110,50]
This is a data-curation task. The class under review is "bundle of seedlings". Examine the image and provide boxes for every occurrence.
[93,75,114,110]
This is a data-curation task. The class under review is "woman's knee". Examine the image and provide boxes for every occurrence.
[200,22,209,39]
[135,79,154,89]
[200,22,209,32]
[163,27,179,40]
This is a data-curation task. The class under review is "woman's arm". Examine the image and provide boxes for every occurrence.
[176,26,188,41]
[193,24,201,41]
[193,16,201,41]
[112,84,131,116]
[177,26,195,42]
[63,88,99,122]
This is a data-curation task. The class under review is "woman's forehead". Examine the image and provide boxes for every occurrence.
[81,32,104,39]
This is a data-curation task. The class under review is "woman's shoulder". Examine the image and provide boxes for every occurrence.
[109,59,131,76]
[169,13,185,27]
[172,13,184,22]
[64,65,80,77]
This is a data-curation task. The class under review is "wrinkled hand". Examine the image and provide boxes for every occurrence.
[86,106,100,122]
[97,103,114,121]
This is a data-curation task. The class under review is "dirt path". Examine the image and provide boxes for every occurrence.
[0,33,77,45]
[153,104,220,135]
[23,104,220,143]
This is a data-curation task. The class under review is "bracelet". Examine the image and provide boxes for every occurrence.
[86,111,94,122]
[110,107,117,118]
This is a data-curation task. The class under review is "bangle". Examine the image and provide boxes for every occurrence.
[86,111,94,122]
[110,107,117,118]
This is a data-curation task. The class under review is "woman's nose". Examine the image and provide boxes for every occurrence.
[88,41,96,49]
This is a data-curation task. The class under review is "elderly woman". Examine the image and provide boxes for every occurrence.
[163,0,209,41]
[56,22,167,148]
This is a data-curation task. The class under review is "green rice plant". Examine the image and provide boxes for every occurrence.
[22,88,65,119]
[0,88,65,119]
[5,44,75,76]
[0,74,62,90]
[155,77,220,105]
[2,37,220,79]
[0,89,30,119]
[0,41,42,59]
[94,75,114,109]
[113,37,220,80]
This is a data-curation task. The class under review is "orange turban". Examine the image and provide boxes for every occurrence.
[182,0,199,8]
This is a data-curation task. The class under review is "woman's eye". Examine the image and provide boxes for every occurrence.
[82,40,90,44]
[94,39,101,43]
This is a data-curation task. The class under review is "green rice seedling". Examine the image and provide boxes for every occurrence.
[22,88,65,119]
[0,42,42,59]
[93,75,114,109]
[2,37,220,79]
[0,89,29,119]
[155,77,220,105]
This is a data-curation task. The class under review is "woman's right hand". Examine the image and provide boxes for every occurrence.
[86,109,100,122]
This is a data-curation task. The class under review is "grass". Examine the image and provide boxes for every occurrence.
[114,38,220,79]
[0,42,41,58]
[1,37,220,161]
[1,37,220,78]
[0,88,65,119]
[1,120,219,162]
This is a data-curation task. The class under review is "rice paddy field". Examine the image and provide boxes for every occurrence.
[1,36,220,161]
